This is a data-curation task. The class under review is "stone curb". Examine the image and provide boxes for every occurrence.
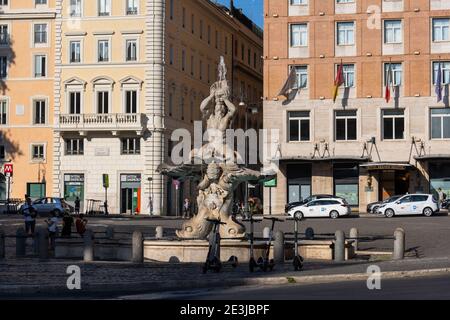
[1,267,449,297]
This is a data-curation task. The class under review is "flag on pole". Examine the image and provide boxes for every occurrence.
[436,61,443,103]
[385,62,393,103]
[278,67,298,98]
[333,62,344,103]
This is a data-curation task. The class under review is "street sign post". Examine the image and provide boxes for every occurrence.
[264,178,277,216]
[173,180,181,217]
[3,164,13,214]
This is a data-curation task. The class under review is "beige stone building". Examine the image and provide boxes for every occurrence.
[264,0,450,214]
[0,0,56,202]
[52,0,263,215]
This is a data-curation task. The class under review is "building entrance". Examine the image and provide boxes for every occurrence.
[379,171,410,200]
[120,174,141,215]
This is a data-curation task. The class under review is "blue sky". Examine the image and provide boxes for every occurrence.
[216,0,264,28]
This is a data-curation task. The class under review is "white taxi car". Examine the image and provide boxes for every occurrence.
[287,198,351,220]
[378,194,438,218]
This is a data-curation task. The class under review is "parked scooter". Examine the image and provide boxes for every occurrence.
[257,217,283,272]
[243,215,263,272]
[288,215,304,271]
[202,218,238,274]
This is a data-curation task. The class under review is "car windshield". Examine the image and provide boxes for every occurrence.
[384,196,401,203]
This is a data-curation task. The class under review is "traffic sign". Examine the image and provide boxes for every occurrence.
[103,174,109,188]
[4,164,13,176]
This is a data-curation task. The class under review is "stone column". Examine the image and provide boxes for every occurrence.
[334,230,345,262]
[144,0,166,216]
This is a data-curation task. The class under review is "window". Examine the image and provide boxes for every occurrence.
[0,100,7,125]
[288,111,310,142]
[293,65,308,89]
[335,110,357,141]
[190,55,194,76]
[169,0,174,20]
[34,55,46,77]
[200,20,203,39]
[126,0,138,15]
[342,64,355,87]
[215,30,219,49]
[431,108,450,139]
[334,163,359,206]
[181,49,186,71]
[0,24,9,45]
[291,0,307,4]
[384,20,402,44]
[125,90,137,113]
[169,93,173,116]
[98,40,109,62]
[0,56,7,78]
[433,61,450,85]
[384,63,402,86]
[208,25,211,44]
[69,92,81,114]
[70,0,82,17]
[337,22,355,45]
[33,100,46,124]
[97,91,109,113]
[126,39,137,61]
[199,60,203,80]
[98,0,111,16]
[225,36,228,54]
[35,0,47,4]
[0,145,4,160]
[382,109,405,140]
[32,144,45,161]
[290,24,308,47]
[336,0,354,3]
[433,18,450,42]
[182,7,186,28]
[121,138,140,155]
[169,45,174,65]
[191,14,195,34]
[70,41,81,63]
[180,96,185,120]
[34,24,47,44]
[65,139,84,155]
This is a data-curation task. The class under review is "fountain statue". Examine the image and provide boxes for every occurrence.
[158,57,273,240]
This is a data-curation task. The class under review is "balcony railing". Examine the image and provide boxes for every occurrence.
[58,113,145,132]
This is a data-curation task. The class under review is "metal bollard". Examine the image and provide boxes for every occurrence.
[0,228,5,260]
[350,228,359,251]
[83,230,94,262]
[393,228,405,260]
[263,227,271,240]
[334,230,345,262]
[132,231,144,263]
[38,228,49,260]
[105,226,115,239]
[155,226,164,239]
[273,231,285,264]
[16,228,26,257]
[305,227,315,240]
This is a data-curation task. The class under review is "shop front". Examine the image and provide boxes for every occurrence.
[120,174,141,215]
[64,174,85,210]
[333,163,359,206]
[286,163,312,203]
[427,160,450,198]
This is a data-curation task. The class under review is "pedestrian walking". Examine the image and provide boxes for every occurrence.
[22,196,37,236]
[46,212,59,250]
[183,198,191,219]
[61,212,74,237]
[75,214,88,237]
[74,197,81,215]
[438,188,445,211]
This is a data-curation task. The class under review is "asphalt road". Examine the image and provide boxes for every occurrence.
[118,274,450,300]
[1,213,450,258]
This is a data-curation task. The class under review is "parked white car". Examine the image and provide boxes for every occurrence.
[378,194,438,218]
[287,198,351,220]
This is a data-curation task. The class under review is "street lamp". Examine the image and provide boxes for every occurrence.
[148,177,153,215]
[239,101,259,218]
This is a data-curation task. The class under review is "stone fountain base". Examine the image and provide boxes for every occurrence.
[143,239,356,263]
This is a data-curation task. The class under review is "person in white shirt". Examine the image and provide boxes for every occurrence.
[22,197,37,236]
[46,212,59,250]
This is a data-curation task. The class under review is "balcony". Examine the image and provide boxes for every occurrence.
[58,113,146,135]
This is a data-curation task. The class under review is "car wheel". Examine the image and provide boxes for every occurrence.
[423,207,433,217]
[372,206,379,214]
[294,211,304,221]
[330,211,339,219]
[385,209,395,218]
